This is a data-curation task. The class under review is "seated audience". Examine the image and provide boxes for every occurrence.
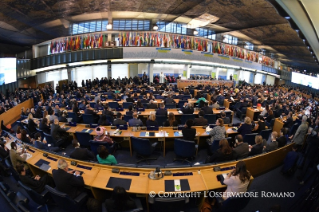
[70,140,95,161]
[98,114,111,126]
[206,139,236,163]
[39,117,51,134]
[51,119,72,147]
[94,127,113,144]
[113,113,127,126]
[248,135,263,156]
[146,113,158,127]
[97,145,117,165]
[21,129,32,143]
[277,128,288,148]
[193,111,208,126]
[182,119,196,141]
[34,132,59,152]
[238,117,252,137]
[221,112,230,124]
[264,131,278,152]
[16,126,22,139]
[156,104,167,116]
[164,112,178,127]
[222,161,251,200]
[128,113,143,126]
[10,142,28,171]
[16,164,53,194]
[181,103,194,114]
[208,118,226,144]
[27,113,38,134]
[233,135,249,159]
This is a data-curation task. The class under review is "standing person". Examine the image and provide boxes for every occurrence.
[160,72,165,84]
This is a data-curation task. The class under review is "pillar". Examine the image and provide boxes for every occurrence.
[148,63,154,84]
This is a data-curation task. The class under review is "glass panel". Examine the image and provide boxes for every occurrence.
[83,22,89,33]
[96,21,102,31]
[72,24,79,35]
[89,21,96,32]
[102,20,109,31]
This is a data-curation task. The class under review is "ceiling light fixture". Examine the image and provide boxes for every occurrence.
[193,30,198,35]
[106,23,112,30]
[153,25,158,30]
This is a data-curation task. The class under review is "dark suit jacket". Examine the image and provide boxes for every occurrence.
[181,107,194,114]
[249,144,263,156]
[283,117,293,128]
[277,136,287,148]
[19,175,47,194]
[35,107,42,118]
[238,124,252,137]
[51,124,67,140]
[126,98,134,103]
[156,109,167,116]
[39,122,51,134]
[164,97,175,104]
[222,117,230,124]
[70,148,95,161]
[201,106,213,114]
[28,119,37,133]
[234,143,249,159]
[52,168,84,199]
[113,119,127,126]
[182,128,196,141]
[207,150,236,163]
[146,120,158,127]
[193,117,208,126]
[126,111,133,116]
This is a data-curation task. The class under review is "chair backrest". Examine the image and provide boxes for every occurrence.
[89,140,113,155]
[131,137,153,156]
[165,103,176,109]
[5,158,20,182]
[23,125,31,134]
[181,114,195,125]
[124,115,133,123]
[35,128,44,140]
[89,102,96,108]
[243,133,258,145]
[156,116,167,127]
[45,185,79,211]
[220,190,253,211]
[18,181,46,205]
[259,129,272,140]
[204,114,217,124]
[149,196,189,212]
[174,138,195,158]
[105,115,113,124]
[67,112,77,123]
[43,132,55,146]
[178,100,187,108]
[82,114,95,124]
[123,102,133,109]
[270,118,275,128]
[108,102,119,109]
[210,140,220,153]
[75,132,92,147]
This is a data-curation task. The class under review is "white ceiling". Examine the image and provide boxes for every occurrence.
[276,0,319,64]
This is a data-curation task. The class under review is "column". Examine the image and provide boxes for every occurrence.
[186,65,191,79]
[108,64,112,78]
[148,63,154,84]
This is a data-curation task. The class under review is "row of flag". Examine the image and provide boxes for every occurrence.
[49,32,274,67]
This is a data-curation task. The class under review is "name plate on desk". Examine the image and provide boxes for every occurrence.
[68,122,77,127]
[165,179,190,192]
[173,172,193,176]
[77,165,92,170]
[120,172,140,176]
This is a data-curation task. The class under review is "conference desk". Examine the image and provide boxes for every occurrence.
[4,130,296,212]
[177,79,233,89]
[246,107,264,121]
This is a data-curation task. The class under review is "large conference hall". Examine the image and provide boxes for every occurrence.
[0,0,318,211]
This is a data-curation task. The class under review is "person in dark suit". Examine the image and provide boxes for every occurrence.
[16,164,53,194]
[34,132,59,152]
[182,119,196,141]
[84,104,96,115]
[126,105,133,116]
[156,104,167,116]
[205,139,236,163]
[248,135,263,156]
[34,103,43,118]
[221,112,230,124]
[193,111,208,126]
[201,102,213,114]
[164,94,175,104]
[276,128,288,148]
[140,95,149,104]
[102,106,114,122]
[181,103,194,114]
[70,140,95,161]
[52,159,84,199]
[98,115,111,126]
[105,186,137,211]
[58,110,68,122]
[233,135,249,159]
[264,131,278,152]
[51,119,71,147]
[39,118,51,134]
[27,113,38,134]
[125,94,134,103]
[283,112,294,129]
[113,113,127,126]
[147,100,158,109]
[237,117,252,137]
